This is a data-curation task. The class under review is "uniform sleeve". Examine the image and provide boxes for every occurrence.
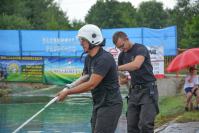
[83,56,89,75]
[136,46,148,57]
[118,52,123,66]
[93,57,112,77]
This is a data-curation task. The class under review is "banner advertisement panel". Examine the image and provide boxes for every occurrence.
[0,26,176,56]
[108,46,164,79]
[147,46,164,78]
[0,56,43,82]
[44,57,84,85]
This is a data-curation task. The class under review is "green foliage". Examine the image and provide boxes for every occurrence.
[158,95,184,115]
[85,0,137,28]
[155,94,199,127]
[168,0,199,48]
[155,95,184,127]
[0,14,32,29]
[136,1,168,28]
[177,111,199,122]
[0,0,28,16]
[71,19,85,30]
[0,0,71,30]
[84,0,198,47]
[41,5,71,30]
[181,15,199,48]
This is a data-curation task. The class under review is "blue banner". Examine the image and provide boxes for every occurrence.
[0,26,177,56]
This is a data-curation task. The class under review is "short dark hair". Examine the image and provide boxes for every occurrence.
[189,66,197,72]
[112,31,128,45]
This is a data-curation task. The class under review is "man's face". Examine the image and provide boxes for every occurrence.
[79,38,90,53]
[115,38,129,52]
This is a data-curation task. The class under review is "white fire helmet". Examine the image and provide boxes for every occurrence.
[77,24,103,46]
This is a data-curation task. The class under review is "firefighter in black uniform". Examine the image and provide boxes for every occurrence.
[57,24,123,133]
[113,31,159,133]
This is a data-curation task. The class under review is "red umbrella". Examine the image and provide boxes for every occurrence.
[166,48,199,72]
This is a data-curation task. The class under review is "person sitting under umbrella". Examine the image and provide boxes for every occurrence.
[183,66,199,111]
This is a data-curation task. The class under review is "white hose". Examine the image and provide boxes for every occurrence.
[12,97,58,133]
[12,75,89,133]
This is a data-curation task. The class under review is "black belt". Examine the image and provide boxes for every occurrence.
[131,81,157,89]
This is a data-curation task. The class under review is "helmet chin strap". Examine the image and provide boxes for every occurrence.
[80,39,106,61]
[100,39,106,46]
[89,43,96,50]
[88,38,106,50]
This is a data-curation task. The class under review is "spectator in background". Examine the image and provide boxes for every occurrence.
[183,66,199,111]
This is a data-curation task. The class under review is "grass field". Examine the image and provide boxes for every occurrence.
[155,94,199,127]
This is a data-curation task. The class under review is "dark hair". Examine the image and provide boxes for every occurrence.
[112,31,128,45]
[189,66,197,72]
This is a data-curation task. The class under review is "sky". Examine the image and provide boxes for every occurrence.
[55,0,177,21]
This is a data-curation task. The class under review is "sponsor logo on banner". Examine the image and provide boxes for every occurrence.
[147,46,164,78]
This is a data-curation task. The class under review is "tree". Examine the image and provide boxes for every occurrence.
[0,14,32,29]
[136,1,168,28]
[181,15,199,48]
[85,0,137,28]
[71,19,85,30]
[0,0,32,29]
[0,0,71,30]
[0,0,28,17]
[168,0,199,48]
[24,0,70,29]
[41,4,71,30]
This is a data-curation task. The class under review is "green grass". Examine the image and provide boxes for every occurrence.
[6,73,43,82]
[155,94,199,127]
[120,92,199,128]
[44,71,81,85]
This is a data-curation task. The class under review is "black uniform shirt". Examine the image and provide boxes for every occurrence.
[118,43,156,85]
[84,48,122,109]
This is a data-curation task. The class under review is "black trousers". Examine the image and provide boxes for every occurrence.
[91,103,122,133]
[127,85,159,133]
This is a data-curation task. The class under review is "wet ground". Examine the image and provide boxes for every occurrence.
[155,122,199,133]
[118,116,199,133]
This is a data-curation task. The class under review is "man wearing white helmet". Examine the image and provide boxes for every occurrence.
[57,24,123,133]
